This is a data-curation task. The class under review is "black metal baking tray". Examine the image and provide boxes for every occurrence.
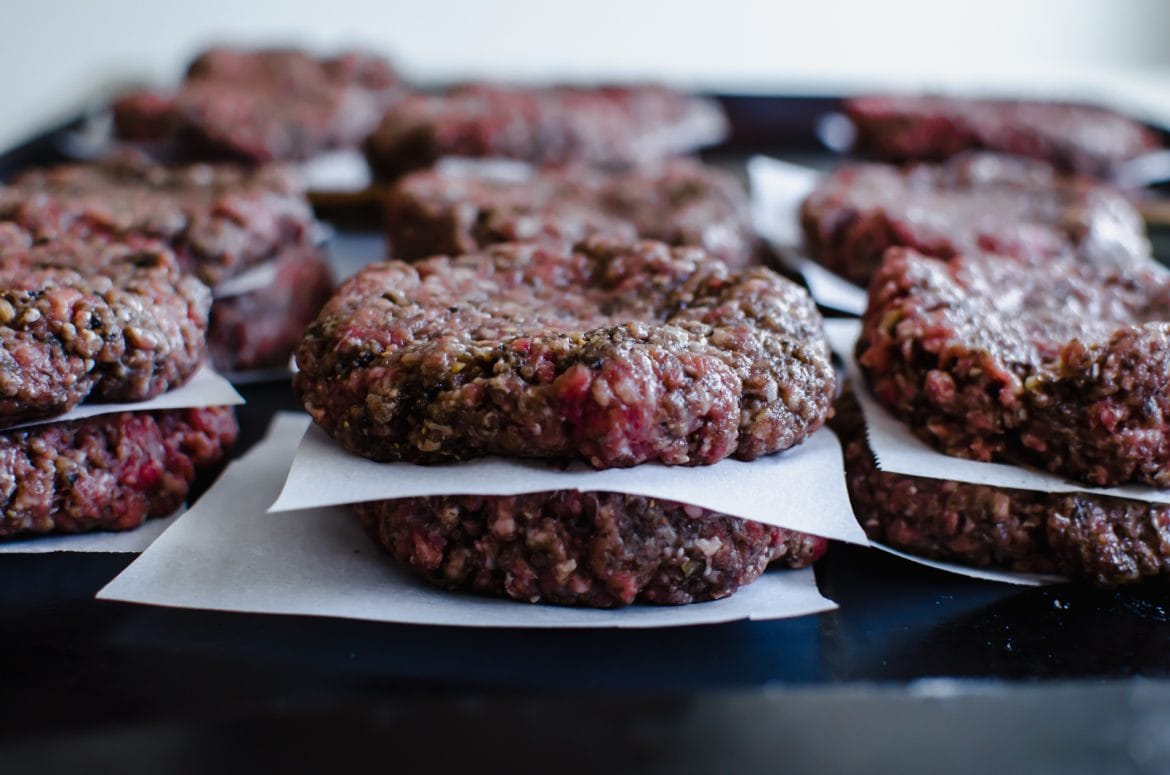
[1,94,1169,772]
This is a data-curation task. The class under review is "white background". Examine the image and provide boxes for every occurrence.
[2,0,1170,149]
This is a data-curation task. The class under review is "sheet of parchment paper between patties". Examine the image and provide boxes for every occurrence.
[269,423,868,547]
[0,511,183,554]
[0,364,243,432]
[98,412,839,628]
[868,542,1065,587]
[747,155,868,316]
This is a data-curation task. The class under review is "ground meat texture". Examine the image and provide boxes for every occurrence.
[353,491,827,607]
[844,94,1161,178]
[208,245,334,373]
[363,83,727,180]
[111,90,177,144]
[832,391,1170,587]
[386,159,756,268]
[0,155,316,287]
[800,152,1151,287]
[0,406,237,539]
[295,236,834,467]
[112,47,404,162]
[0,226,209,425]
[858,247,1170,488]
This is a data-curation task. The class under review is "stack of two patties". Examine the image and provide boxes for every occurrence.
[800,147,1170,585]
[293,234,839,607]
[0,221,236,540]
[297,93,839,607]
[0,155,335,375]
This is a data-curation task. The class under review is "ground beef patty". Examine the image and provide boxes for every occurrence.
[0,406,237,539]
[209,245,334,373]
[859,247,1170,488]
[113,46,404,162]
[844,94,1160,178]
[832,391,1170,587]
[0,155,316,288]
[0,224,208,425]
[386,159,756,268]
[800,152,1151,286]
[295,237,834,467]
[354,491,827,607]
[363,83,727,180]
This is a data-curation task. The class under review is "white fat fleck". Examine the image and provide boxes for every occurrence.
[694,537,723,557]
[554,559,577,583]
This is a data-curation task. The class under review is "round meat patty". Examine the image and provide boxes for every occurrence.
[386,159,756,268]
[354,491,827,607]
[832,391,1170,587]
[0,224,209,425]
[859,247,1170,487]
[363,83,727,180]
[208,244,335,374]
[0,406,237,539]
[800,152,1151,286]
[844,94,1160,178]
[295,237,835,467]
[113,46,404,162]
[0,155,317,287]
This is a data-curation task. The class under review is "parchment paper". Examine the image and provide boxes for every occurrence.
[0,512,182,554]
[98,413,839,628]
[299,149,371,192]
[270,424,868,546]
[435,157,535,181]
[870,542,1066,587]
[747,155,868,315]
[212,261,280,299]
[3,365,243,432]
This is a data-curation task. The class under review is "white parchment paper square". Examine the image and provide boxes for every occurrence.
[870,543,1065,587]
[0,511,183,554]
[98,413,839,628]
[212,261,280,299]
[747,155,867,316]
[270,424,868,546]
[3,365,244,432]
[299,149,371,192]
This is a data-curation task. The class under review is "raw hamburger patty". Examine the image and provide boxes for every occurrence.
[295,237,835,467]
[354,491,827,607]
[363,83,727,180]
[0,406,237,539]
[0,156,317,287]
[113,47,404,162]
[844,94,1160,178]
[208,245,334,373]
[0,224,209,425]
[832,391,1170,587]
[386,159,756,268]
[858,247,1170,487]
[800,152,1151,286]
